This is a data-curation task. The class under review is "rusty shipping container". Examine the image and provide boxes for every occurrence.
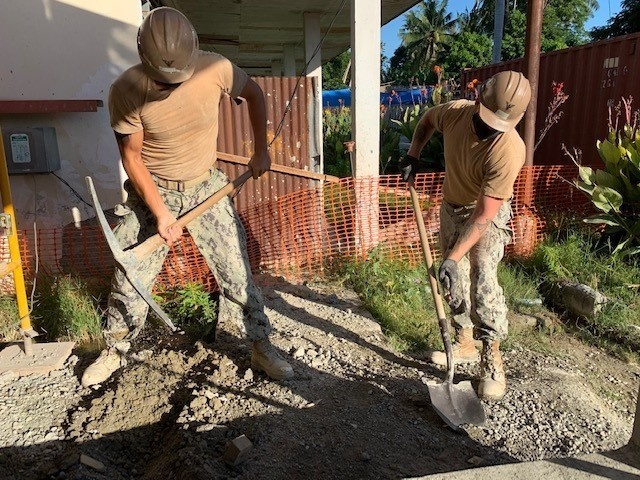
[460,33,640,166]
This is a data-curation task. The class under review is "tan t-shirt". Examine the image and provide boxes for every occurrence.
[109,51,248,181]
[426,100,525,206]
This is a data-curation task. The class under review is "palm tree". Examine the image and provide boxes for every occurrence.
[399,0,457,76]
[457,0,493,35]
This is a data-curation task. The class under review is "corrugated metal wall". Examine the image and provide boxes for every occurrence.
[217,76,317,212]
[460,33,640,166]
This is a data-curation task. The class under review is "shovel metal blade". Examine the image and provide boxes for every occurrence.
[427,379,486,430]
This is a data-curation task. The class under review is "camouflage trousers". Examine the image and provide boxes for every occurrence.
[439,200,513,341]
[104,168,272,346]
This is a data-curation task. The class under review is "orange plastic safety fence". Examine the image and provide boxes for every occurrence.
[3,165,591,294]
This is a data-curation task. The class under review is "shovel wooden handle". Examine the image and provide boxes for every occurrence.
[408,183,455,382]
[131,169,252,261]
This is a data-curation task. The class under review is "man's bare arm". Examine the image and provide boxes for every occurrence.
[239,78,271,179]
[115,131,181,245]
[407,113,437,158]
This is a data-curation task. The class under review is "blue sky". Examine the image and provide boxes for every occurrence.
[381,0,623,57]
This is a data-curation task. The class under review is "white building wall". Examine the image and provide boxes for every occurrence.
[0,0,142,230]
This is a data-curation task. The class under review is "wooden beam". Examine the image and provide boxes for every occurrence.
[0,100,103,114]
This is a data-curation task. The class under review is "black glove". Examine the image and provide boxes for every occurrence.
[399,154,421,183]
[438,259,466,314]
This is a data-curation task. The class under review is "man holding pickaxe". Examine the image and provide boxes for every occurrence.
[82,7,293,386]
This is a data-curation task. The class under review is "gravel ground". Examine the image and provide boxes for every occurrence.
[0,276,638,480]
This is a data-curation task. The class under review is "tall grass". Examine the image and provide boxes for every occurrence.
[335,250,441,352]
[32,275,105,345]
[0,275,105,348]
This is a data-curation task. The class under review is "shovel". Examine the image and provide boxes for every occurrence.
[407,182,485,430]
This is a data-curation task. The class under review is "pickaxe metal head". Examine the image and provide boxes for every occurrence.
[85,176,176,332]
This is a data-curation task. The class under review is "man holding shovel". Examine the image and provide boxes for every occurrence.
[400,71,531,401]
[82,7,293,386]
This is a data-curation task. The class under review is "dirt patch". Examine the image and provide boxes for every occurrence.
[0,276,638,479]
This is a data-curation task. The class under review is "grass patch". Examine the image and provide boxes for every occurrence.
[31,275,105,346]
[334,250,442,353]
[511,231,640,362]
[0,295,21,342]
[0,275,220,348]
[334,232,640,364]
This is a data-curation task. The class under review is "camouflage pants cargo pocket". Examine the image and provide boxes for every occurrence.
[439,201,513,341]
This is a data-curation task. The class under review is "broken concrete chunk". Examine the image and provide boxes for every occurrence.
[80,453,106,472]
[223,434,253,466]
[547,280,608,318]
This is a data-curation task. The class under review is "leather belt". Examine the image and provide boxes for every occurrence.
[445,200,476,213]
[152,170,211,192]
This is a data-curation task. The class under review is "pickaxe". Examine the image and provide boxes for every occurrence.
[86,158,340,332]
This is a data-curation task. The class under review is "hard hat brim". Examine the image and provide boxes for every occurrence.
[142,63,195,85]
[477,101,524,132]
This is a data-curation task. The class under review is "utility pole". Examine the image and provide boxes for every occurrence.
[523,0,544,166]
[492,0,505,64]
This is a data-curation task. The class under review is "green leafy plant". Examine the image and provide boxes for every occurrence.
[323,105,353,177]
[155,282,218,338]
[569,96,640,257]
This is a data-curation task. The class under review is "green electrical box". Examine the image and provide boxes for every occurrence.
[1,127,61,174]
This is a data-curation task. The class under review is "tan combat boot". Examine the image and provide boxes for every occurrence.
[478,340,506,401]
[428,327,479,366]
[251,338,294,381]
[81,348,126,387]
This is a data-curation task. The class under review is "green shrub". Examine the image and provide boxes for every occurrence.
[323,106,353,177]
[155,282,218,340]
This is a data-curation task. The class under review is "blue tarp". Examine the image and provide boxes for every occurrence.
[322,87,433,107]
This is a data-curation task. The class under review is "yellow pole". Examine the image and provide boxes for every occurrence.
[0,128,33,338]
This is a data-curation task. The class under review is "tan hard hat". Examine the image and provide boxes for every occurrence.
[478,71,531,132]
[137,7,199,84]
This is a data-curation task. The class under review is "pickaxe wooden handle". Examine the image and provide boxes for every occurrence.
[129,169,252,261]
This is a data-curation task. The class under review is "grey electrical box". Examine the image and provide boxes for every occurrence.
[2,127,61,174]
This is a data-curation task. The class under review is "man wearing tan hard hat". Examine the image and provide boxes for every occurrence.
[400,71,532,401]
[82,7,294,387]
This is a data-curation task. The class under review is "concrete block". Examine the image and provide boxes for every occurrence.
[0,342,75,376]
[223,434,253,466]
